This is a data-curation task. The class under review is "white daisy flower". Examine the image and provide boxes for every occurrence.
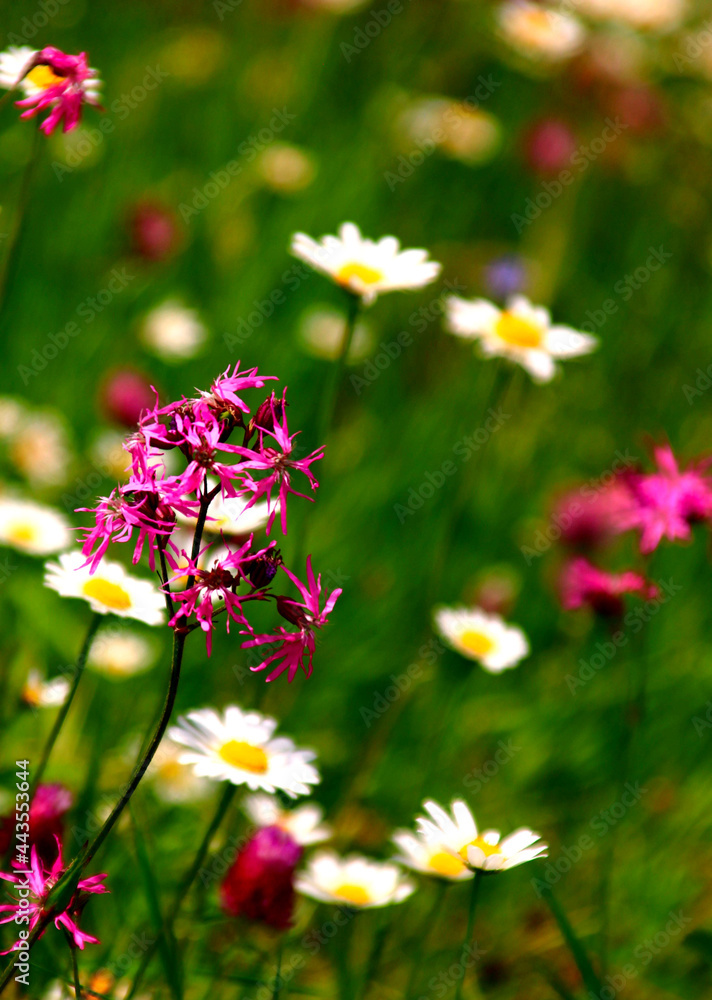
[434,606,529,672]
[416,799,548,873]
[296,852,415,908]
[497,1,586,62]
[9,413,72,486]
[391,829,473,881]
[44,550,165,626]
[290,222,441,305]
[21,669,69,709]
[167,706,320,799]
[146,738,213,804]
[575,0,684,30]
[244,793,332,846]
[445,294,598,383]
[140,300,208,361]
[0,499,72,555]
[87,627,156,679]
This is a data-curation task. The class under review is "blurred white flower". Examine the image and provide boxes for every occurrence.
[298,305,373,362]
[0,499,72,555]
[9,413,72,486]
[392,827,473,881]
[445,294,598,383]
[434,606,529,671]
[22,669,69,709]
[398,97,501,165]
[244,793,332,845]
[258,144,316,193]
[497,1,586,61]
[296,852,415,908]
[291,222,441,305]
[575,0,685,30]
[140,300,208,361]
[87,627,156,679]
[147,738,213,804]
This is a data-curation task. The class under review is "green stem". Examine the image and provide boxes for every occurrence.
[124,782,237,1000]
[540,883,601,994]
[359,913,390,1000]
[317,292,361,445]
[0,123,42,323]
[453,871,482,1000]
[65,931,82,998]
[404,880,449,999]
[31,613,102,794]
[273,937,284,1000]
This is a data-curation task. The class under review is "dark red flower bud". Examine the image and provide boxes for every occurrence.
[523,118,577,176]
[249,550,283,589]
[101,369,156,428]
[221,826,302,930]
[129,201,181,262]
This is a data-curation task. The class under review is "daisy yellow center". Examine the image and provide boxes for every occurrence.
[336,262,384,287]
[333,883,371,906]
[6,522,37,545]
[459,630,495,657]
[523,9,553,31]
[218,740,268,773]
[459,836,502,862]
[428,851,466,877]
[495,312,543,349]
[26,65,65,89]
[82,578,133,611]
[23,683,41,706]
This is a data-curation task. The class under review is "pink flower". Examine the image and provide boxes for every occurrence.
[0,838,108,951]
[243,556,342,682]
[552,479,632,551]
[206,364,277,417]
[221,826,302,930]
[16,47,101,136]
[0,785,72,870]
[616,444,712,553]
[233,392,325,534]
[160,400,249,501]
[559,556,658,617]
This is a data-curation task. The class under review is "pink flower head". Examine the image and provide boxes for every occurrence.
[553,479,632,551]
[221,825,302,930]
[234,392,325,534]
[0,838,108,952]
[559,556,659,618]
[161,400,248,502]
[243,556,342,682]
[167,538,274,653]
[206,364,277,417]
[16,47,101,136]
[616,444,712,554]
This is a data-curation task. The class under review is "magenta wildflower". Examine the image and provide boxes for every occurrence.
[616,444,712,554]
[559,556,658,618]
[243,556,342,682]
[0,838,108,952]
[221,825,302,930]
[233,392,325,534]
[16,47,101,136]
[0,785,72,870]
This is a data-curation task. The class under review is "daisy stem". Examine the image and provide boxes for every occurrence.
[272,937,284,1000]
[358,911,390,1000]
[404,880,449,999]
[31,612,102,795]
[539,883,602,995]
[317,291,361,445]
[453,870,482,1000]
[124,782,237,1000]
[0,122,42,324]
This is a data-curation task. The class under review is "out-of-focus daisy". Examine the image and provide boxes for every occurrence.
[290,223,441,305]
[416,799,548,873]
[21,669,69,709]
[296,853,415,908]
[44,550,165,626]
[146,738,213,804]
[244,793,331,846]
[575,0,684,30]
[176,478,273,537]
[258,144,317,193]
[398,98,501,166]
[0,46,102,135]
[0,499,71,555]
[434,606,529,672]
[168,706,320,798]
[298,305,373,362]
[392,828,473,881]
[87,627,156,679]
[140,300,208,361]
[0,397,24,439]
[445,294,598,383]
[497,1,586,62]
[89,429,130,481]
[9,413,72,486]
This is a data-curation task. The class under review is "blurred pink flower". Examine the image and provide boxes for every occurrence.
[129,201,182,261]
[221,825,302,930]
[0,838,108,951]
[553,479,631,550]
[0,784,73,869]
[16,47,101,135]
[617,445,712,554]
[100,370,156,428]
[559,556,658,617]
[523,118,577,175]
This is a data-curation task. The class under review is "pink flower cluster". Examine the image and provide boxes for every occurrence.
[0,838,108,952]
[555,443,712,616]
[80,364,341,682]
